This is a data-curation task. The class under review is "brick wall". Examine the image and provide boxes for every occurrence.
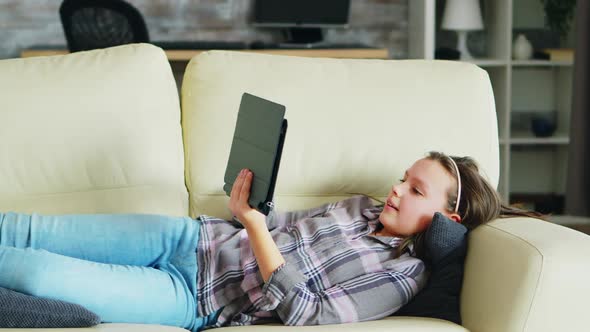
[0,0,408,59]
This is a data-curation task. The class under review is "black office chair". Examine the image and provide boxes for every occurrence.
[59,0,149,52]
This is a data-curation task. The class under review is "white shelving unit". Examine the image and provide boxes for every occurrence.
[409,0,574,210]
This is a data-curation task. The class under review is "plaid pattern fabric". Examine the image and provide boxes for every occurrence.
[197,195,427,327]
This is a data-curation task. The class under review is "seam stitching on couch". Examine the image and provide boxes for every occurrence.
[487,223,544,332]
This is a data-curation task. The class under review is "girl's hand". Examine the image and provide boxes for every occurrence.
[228,169,263,227]
[229,169,284,281]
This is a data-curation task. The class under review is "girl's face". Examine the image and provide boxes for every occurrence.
[378,158,459,237]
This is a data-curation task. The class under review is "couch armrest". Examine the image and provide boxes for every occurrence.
[461,217,590,332]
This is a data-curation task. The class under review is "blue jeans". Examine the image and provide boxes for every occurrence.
[0,212,216,331]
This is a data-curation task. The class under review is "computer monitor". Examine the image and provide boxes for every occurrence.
[252,0,351,44]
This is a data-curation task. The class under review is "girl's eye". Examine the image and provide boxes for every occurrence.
[398,178,405,183]
[412,187,424,196]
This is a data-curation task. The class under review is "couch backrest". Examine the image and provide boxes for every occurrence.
[182,51,499,219]
[0,44,187,215]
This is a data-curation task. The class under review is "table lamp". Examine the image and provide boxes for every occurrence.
[442,0,484,60]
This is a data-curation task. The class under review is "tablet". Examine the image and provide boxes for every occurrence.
[223,93,288,215]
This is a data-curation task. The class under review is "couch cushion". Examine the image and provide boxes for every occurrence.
[0,287,100,328]
[0,317,466,332]
[0,43,187,216]
[181,51,498,219]
[212,317,467,331]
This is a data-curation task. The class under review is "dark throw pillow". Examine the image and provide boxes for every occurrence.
[394,212,468,325]
[0,287,101,328]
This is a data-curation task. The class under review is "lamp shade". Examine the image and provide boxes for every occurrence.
[442,0,484,31]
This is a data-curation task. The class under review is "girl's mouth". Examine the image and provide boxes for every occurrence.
[386,200,398,211]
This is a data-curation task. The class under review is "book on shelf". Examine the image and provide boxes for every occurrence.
[539,48,574,62]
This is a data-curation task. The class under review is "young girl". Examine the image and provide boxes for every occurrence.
[0,151,538,331]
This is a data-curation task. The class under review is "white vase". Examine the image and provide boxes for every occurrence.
[513,34,533,60]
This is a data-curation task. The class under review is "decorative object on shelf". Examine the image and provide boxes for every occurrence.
[435,47,460,60]
[441,0,484,60]
[513,28,560,49]
[540,0,577,39]
[531,111,557,137]
[513,34,534,60]
[467,30,487,57]
[540,48,574,61]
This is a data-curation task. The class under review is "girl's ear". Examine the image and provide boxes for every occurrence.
[448,213,462,223]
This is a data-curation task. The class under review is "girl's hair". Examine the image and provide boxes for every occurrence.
[397,151,543,258]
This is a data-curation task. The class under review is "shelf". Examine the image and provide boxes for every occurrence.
[508,134,570,145]
[511,60,574,67]
[21,48,390,60]
[465,58,509,67]
[509,192,565,214]
[413,0,574,203]
[548,215,590,226]
[498,137,566,145]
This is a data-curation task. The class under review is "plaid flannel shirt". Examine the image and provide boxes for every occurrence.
[196,195,427,327]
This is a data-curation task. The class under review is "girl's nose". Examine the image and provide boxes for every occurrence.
[392,184,402,197]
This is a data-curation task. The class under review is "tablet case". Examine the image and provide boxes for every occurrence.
[223,93,288,215]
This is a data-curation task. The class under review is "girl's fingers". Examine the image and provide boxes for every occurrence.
[230,170,239,197]
[228,169,255,219]
[231,169,251,201]
[230,170,244,203]
[240,171,252,200]
[235,171,243,200]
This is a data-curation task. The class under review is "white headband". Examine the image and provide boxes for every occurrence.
[448,156,462,213]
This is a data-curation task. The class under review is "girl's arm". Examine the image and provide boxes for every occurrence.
[228,169,285,281]
[261,257,427,326]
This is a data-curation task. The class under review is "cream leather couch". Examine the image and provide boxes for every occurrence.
[0,44,588,332]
